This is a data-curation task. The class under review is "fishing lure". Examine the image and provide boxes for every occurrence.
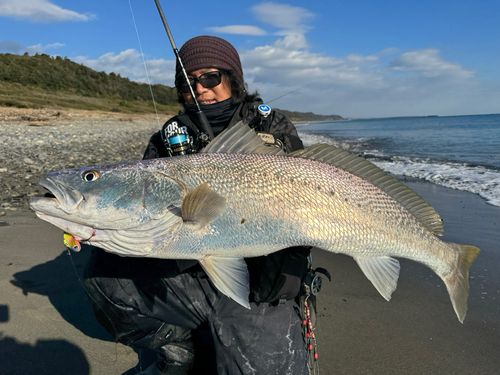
[63,232,81,252]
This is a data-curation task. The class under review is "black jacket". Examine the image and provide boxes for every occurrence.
[143,97,304,159]
[143,97,309,303]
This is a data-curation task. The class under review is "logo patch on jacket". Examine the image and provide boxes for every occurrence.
[163,120,188,139]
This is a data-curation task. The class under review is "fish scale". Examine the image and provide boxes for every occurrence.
[157,153,448,265]
[29,121,480,321]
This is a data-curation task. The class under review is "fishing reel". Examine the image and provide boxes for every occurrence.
[304,268,331,296]
[304,272,323,296]
[166,131,212,157]
[162,113,212,157]
[166,132,191,156]
[303,254,331,296]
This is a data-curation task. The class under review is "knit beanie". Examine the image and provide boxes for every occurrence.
[175,35,244,88]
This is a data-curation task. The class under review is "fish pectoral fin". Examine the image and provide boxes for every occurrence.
[199,256,251,309]
[354,256,400,301]
[181,183,226,228]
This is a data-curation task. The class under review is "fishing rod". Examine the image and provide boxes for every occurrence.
[153,0,214,141]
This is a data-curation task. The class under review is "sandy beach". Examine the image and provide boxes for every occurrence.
[1,111,499,374]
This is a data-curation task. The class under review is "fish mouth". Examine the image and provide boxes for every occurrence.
[35,212,95,241]
[29,177,93,241]
[30,177,84,215]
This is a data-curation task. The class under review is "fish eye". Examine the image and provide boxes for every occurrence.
[82,170,100,182]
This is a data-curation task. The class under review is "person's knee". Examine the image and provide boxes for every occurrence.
[133,324,193,350]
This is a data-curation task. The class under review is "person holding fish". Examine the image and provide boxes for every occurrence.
[82,35,312,375]
[31,32,480,375]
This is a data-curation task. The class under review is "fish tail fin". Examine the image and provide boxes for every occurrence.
[443,244,480,323]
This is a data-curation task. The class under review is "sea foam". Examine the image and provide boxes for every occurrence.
[298,132,500,208]
[373,159,500,208]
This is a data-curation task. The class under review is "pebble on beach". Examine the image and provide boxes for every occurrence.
[0,108,170,211]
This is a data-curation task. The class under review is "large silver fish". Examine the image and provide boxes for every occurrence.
[30,122,480,322]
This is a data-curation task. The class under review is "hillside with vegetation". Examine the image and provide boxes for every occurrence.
[0,52,342,121]
[276,109,343,123]
[0,52,181,114]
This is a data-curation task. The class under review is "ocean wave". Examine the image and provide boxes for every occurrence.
[298,132,388,157]
[297,131,500,208]
[372,159,500,208]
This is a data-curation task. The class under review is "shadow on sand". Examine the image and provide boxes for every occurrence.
[0,334,90,375]
[10,245,112,342]
[8,245,217,375]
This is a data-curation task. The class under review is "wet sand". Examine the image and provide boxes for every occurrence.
[0,178,499,374]
[314,179,500,375]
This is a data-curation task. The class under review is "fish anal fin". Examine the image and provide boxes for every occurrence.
[354,256,401,301]
[199,256,251,309]
[181,183,226,228]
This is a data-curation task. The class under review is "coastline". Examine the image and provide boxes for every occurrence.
[1,110,499,373]
[293,119,348,125]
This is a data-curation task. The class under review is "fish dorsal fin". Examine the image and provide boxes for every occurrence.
[289,144,444,236]
[200,121,286,156]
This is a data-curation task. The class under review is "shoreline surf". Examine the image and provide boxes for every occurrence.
[297,114,500,208]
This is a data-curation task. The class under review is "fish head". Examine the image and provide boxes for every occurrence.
[29,161,186,254]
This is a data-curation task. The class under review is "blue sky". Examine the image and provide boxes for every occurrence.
[1,0,499,118]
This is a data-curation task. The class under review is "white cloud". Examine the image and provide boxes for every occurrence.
[207,25,266,36]
[390,49,474,79]
[378,48,399,57]
[73,49,176,86]
[207,3,313,46]
[0,41,25,53]
[0,0,95,22]
[273,33,308,50]
[223,2,497,118]
[26,42,65,54]
[68,41,499,118]
[240,33,489,118]
[251,2,314,33]
[81,43,490,118]
[0,40,64,54]
[241,39,383,89]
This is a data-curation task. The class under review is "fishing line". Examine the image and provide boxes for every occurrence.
[128,0,161,128]
[65,2,168,372]
[61,3,161,372]
[64,2,162,370]
[266,83,314,105]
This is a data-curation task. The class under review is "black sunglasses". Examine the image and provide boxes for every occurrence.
[178,71,223,93]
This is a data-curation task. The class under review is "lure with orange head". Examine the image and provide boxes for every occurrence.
[63,232,81,252]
